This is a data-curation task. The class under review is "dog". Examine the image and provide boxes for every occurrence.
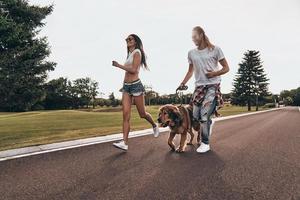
[157,104,201,152]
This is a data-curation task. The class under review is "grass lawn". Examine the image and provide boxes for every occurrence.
[0,105,269,151]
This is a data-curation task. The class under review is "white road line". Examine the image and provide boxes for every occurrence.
[0,128,169,162]
[213,107,284,121]
[0,107,285,162]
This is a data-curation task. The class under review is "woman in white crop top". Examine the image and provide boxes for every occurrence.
[112,34,159,151]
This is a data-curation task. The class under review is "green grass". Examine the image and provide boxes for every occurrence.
[0,105,269,151]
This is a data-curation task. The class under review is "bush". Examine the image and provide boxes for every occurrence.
[263,103,275,108]
[31,103,45,111]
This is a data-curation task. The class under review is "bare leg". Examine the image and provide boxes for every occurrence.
[134,94,157,128]
[122,92,132,145]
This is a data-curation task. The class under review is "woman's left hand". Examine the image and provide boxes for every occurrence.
[112,61,120,68]
[206,70,217,78]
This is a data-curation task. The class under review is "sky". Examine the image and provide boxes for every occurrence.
[29,0,300,98]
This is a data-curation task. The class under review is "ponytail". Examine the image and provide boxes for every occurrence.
[193,26,214,50]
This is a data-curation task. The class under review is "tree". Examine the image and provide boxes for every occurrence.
[144,85,158,106]
[293,87,300,106]
[0,0,56,111]
[43,77,72,109]
[232,50,269,111]
[284,96,294,106]
[281,87,300,106]
[72,77,99,108]
[42,77,99,109]
[90,80,99,108]
[109,92,120,107]
[222,93,232,102]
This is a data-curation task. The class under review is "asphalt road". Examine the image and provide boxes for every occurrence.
[0,107,299,200]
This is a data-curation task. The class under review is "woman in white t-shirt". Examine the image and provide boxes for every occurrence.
[112,34,159,151]
[179,26,230,153]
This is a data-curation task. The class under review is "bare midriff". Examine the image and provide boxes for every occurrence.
[123,65,140,83]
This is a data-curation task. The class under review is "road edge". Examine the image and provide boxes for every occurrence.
[0,107,285,162]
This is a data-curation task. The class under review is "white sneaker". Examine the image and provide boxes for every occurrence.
[153,126,160,138]
[113,140,128,151]
[196,142,210,153]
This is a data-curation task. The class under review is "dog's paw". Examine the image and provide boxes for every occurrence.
[175,148,184,153]
[170,148,176,152]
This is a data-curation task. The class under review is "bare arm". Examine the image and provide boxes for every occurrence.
[206,58,230,78]
[180,64,194,86]
[112,52,141,74]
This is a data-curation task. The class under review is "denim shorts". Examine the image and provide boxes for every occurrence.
[119,79,145,96]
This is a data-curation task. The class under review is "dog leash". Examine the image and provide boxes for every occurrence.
[175,85,188,107]
[176,85,192,132]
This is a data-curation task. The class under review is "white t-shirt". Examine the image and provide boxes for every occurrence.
[188,46,225,86]
[124,49,142,67]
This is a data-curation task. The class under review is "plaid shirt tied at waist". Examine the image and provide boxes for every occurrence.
[190,83,224,117]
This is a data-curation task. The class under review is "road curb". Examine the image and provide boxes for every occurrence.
[0,107,284,162]
[0,127,170,162]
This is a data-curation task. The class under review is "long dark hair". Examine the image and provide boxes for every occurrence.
[127,34,149,70]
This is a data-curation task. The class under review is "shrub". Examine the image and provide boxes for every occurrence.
[263,103,275,108]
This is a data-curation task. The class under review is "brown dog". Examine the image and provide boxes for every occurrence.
[157,104,201,152]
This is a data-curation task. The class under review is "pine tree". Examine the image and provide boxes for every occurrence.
[232,50,269,111]
[0,0,56,111]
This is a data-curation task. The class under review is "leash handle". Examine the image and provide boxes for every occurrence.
[176,85,188,106]
[176,85,188,93]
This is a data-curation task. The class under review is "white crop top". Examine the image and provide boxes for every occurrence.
[124,49,142,67]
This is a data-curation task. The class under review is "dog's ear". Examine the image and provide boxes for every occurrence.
[159,106,168,115]
[159,106,169,114]
[168,107,182,125]
[158,106,163,114]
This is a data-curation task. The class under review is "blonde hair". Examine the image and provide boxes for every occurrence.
[193,26,215,50]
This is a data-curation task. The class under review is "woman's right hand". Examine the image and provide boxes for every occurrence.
[112,60,120,68]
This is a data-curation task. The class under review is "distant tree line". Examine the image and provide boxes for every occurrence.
[279,87,300,106]
[1,1,298,112]
[43,77,99,110]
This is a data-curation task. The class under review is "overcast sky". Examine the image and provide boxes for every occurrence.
[29,0,300,98]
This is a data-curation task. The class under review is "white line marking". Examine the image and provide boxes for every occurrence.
[0,128,169,162]
[0,107,285,162]
[214,107,283,121]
